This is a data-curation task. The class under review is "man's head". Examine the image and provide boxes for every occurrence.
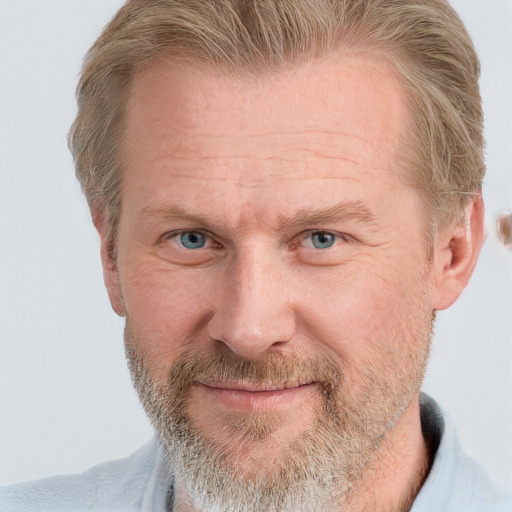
[69,1,485,511]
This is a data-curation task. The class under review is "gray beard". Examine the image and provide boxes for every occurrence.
[124,323,430,512]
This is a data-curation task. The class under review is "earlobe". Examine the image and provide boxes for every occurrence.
[432,195,485,310]
[92,206,126,317]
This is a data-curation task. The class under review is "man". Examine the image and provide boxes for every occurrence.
[1,0,510,511]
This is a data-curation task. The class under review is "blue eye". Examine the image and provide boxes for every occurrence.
[311,232,336,249]
[180,232,206,249]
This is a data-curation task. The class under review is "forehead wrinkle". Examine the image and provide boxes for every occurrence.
[162,153,361,168]
[142,131,379,174]
[143,150,369,183]
[185,129,367,139]
[165,131,371,158]
[145,127,365,155]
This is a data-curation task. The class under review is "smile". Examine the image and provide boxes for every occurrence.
[194,380,316,411]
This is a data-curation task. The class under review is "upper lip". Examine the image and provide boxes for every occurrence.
[197,379,314,392]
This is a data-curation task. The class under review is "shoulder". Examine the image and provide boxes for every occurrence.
[449,453,512,511]
[441,423,511,512]
[0,439,160,512]
[421,445,512,512]
[413,394,512,512]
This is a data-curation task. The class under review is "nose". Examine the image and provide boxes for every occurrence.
[206,246,296,359]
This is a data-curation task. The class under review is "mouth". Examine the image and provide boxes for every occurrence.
[194,379,316,411]
[198,378,315,391]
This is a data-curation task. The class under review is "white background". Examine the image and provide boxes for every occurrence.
[0,0,511,488]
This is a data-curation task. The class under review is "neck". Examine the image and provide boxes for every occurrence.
[344,393,431,512]
[172,393,430,512]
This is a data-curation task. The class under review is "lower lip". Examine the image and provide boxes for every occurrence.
[195,383,315,412]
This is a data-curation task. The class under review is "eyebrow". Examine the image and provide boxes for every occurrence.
[141,200,377,231]
[141,204,217,227]
[277,201,377,230]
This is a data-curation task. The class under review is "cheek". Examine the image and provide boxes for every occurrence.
[296,258,431,362]
[119,263,214,364]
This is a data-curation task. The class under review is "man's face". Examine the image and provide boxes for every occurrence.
[110,55,436,510]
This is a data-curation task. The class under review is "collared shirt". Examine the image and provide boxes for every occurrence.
[411,394,511,511]
[1,394,510,511]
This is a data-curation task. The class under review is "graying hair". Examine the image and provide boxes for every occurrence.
[69,0,483,250]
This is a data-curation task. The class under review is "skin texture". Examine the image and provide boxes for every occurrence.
[95,55,485,512]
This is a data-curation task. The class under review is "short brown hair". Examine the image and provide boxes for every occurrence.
[69,0,484,247]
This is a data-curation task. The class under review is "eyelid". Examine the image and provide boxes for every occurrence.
[298,230,349,244]
[310,229,347,238]
[164,229,219,248]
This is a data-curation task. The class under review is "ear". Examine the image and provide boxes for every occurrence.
[92,206,126,317]
[432,195,485,310]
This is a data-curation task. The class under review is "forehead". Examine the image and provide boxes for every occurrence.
[120,54,414,227]
[125,55,407,156]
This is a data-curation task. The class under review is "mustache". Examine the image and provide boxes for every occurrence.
[165,351,342,397]
[124,324,342,406]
